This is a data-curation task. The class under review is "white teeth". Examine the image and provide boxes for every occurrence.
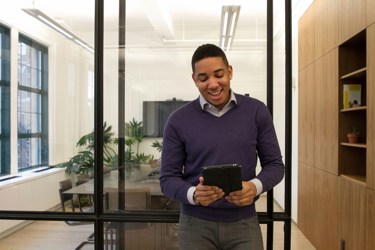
[209,90,221,96]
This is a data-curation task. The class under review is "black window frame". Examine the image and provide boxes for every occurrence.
[0,24,11,176]
[0,1,292,250]
[17,35,49,171]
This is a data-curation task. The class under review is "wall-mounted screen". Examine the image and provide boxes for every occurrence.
[143,99,189,137]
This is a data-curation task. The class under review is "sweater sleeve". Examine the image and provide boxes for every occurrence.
[159,114,192,204]
[255,104,285,193]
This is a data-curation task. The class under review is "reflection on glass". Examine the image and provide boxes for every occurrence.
[0,220,94,249]
[103,169,180,212]
[103,222,179,250]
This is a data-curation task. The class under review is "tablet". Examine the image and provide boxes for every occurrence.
[201,164,242,195]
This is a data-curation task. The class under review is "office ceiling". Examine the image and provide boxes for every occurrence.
[22,0,308,100]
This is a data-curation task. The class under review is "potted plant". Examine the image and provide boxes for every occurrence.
[347,127,360,143]
[124,118,153,179]
[56,122,117,175]
[149,140,162,168]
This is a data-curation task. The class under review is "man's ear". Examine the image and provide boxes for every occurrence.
[192,73,198,87]
[228,65,233,80]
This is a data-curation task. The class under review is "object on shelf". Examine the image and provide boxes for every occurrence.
[347,127,360,143]
[343,84,361,109]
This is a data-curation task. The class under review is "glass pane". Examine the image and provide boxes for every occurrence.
[273,0,286,213]
[31,67,42,89]
[18,90,31,113]
[1,0,95,209]
[18,137,41,169]
[18,112,30,132]
[29,137,41,166]
[103,221,178,249]
[19,64,31,87]
[122,0,269,209]
[0,220,94,249]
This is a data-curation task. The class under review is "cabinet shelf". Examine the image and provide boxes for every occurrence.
[340,142,367,148]
[340,67,367,79]
[340,174,366,186]
[340,106,367,112]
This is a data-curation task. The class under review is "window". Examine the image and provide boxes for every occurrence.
[17,35,48,171]
[0,25,10,176]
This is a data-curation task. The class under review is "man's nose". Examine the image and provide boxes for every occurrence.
[207,77,219,88]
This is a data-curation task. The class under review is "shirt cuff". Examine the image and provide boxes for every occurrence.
[187,186,197,205]
[249,178,263,196]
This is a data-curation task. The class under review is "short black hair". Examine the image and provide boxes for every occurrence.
[191,44,229,72]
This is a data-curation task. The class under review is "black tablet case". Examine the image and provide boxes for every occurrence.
[202,164,242,195]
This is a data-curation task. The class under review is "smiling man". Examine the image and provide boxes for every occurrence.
[160,44,285,250]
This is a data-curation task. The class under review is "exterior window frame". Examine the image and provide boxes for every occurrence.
[0,24,11,176]
[17,35,48,171]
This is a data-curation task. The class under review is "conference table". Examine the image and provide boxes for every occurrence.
[63,170,168,210]
[63,170,180,249]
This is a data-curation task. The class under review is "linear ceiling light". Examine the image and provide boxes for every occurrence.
[219,5,241,52]
[22,9,94,54]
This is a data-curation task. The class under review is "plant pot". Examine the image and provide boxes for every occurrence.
[347,133,359,143]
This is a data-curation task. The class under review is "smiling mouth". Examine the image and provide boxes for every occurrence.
[208,89,222,97]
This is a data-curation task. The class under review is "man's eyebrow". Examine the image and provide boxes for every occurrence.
[197,72,208,78]
[196,68,224,78]
[198,68,224,75]
[214,69,224,73]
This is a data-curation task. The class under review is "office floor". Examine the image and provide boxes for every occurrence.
[0,197,315,250]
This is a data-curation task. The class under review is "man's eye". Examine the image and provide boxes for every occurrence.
[215,74,224,78]
[198,77,208,82]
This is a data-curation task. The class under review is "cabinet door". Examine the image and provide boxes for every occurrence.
[314,169,338,250]
[314,0,338,59]
[338,176,366,250]
[367,188,375,250]
[367,0,375,26]
[339,0,366,44]
[297,162,315,244]
[298,2,315,70]
[368,24,375,189]
[314,49,339,175]
[298,64,315,166]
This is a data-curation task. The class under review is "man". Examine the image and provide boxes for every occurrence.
[160,44,285,249]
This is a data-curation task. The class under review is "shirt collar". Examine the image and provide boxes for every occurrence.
[199,90,237,110]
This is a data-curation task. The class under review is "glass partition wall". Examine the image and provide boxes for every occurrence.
[0,0,291,249]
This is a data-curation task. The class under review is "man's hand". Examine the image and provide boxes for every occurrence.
[194,177,225,206]
[225,181,257,206]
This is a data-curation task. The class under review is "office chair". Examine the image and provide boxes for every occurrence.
[58,179,94,250]
[104,187,154,249]
[76,174,94,208]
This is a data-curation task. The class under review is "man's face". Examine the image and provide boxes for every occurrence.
[192,57,233,111]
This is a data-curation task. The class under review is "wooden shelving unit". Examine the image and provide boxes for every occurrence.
[298,2,375,249]
[338,30,367,182]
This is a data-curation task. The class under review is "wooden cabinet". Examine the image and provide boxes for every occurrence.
[298,3,375,250]
[338,30,367,183]
[338,176,366,250]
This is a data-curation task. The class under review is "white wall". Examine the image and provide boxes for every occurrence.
[0,168,65,236]
[0,2,97,167]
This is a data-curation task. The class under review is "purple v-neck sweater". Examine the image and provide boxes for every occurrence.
[160,93,284,222]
